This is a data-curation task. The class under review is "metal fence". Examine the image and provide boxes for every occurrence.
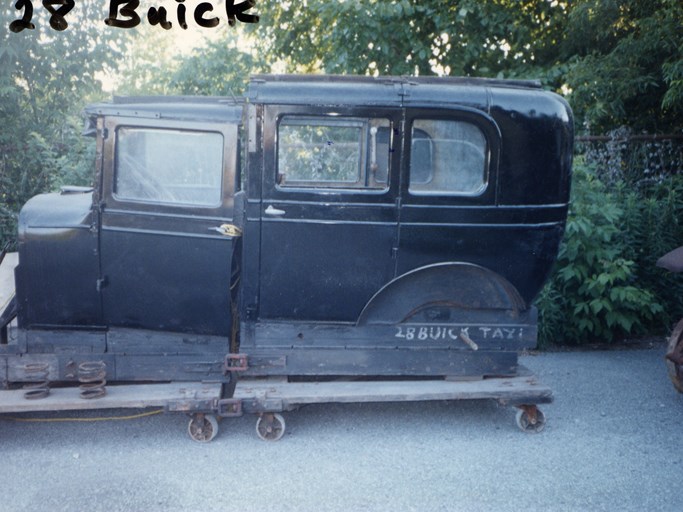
[576,130,683,188]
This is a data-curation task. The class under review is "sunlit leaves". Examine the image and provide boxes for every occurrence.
[0,0,128,248]
[253,0,682,132]
[254,0,567,79]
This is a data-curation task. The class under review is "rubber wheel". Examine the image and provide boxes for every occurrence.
[255,413,286,441]
[515,408,546,433]
[666,319,683,393]
[188,414,219,442]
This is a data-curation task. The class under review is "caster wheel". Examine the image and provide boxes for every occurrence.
[666,319,683,393]
[515,407,546,433]
[188,414,219,442]
[255,413,286,441]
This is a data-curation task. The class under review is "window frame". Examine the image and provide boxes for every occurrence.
[407,117,490,198]
[275,113,394,194]
[101,117,238,215]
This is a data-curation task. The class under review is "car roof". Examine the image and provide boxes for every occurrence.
[84,96,244,123]
[246,74,545,110]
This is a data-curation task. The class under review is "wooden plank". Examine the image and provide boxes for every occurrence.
[107,328,229,355]
[254,320,537,352]
[0,252,17,313]
[243,347,518,377]
[115,355,225,381]
[235,369,552,407]
[0,370,551,415]
[25,330,106,354]
[0,382,221,413]
[7,354,59,382]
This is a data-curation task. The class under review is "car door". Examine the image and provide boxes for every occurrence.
[99,116,239,336]
[256,105,401,322]
[397,108,501,275]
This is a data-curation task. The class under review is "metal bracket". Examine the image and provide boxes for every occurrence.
[224,354,248,373]
[166,399,217,413]
[516,404,539,424]
[217,398,243,417]
[242,398,285,414]
[458,330,479,351]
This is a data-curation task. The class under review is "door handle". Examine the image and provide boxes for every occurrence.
[265,205,286,217]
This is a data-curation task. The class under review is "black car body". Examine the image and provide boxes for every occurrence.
[1,75,573,385]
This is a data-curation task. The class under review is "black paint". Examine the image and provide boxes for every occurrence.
[4,75,573,383]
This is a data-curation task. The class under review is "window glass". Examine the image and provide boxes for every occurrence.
[409,120,487,195]
[278,116,390,190]
[115,128,223,206]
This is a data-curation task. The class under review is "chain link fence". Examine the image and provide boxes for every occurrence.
[577,129,683,189]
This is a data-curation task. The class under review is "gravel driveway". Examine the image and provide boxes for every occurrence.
[1,343,682,512]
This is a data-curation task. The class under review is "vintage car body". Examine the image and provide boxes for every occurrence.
[1,75,573,390]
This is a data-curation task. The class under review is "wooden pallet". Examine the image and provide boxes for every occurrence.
[0,368,551,415]
[234,370,552,409]
[0,382,222,413]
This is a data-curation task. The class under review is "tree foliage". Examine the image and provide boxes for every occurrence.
[255,0,683,133]
[114,30,262,97]
[111,29,181,96]
[169,39,263,96]
[0,1,127,248]
[563,0,683,132]
[255,0,568,79]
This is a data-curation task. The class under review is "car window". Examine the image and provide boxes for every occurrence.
[115,127,224,207]
[277,116,391,191]
[409,120,487,196]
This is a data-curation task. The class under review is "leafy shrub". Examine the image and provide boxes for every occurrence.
[617,175,683,327]
[537,164,664,346]
[0,117,95,250]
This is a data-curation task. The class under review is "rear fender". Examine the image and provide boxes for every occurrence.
[357,262,526,326]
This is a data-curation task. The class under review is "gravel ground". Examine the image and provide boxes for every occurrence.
[1,343,682,512]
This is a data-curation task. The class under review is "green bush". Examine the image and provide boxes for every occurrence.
[617,175,683,328]
[571,130,683,344]
[0,117,95,251]
[537,165,664,346]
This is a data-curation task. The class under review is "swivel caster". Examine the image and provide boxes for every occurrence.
[255,413,286,441]
[188,413,219,442]
[515,405,546,433]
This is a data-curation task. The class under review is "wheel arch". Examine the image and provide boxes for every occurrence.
[357,262,527,326]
